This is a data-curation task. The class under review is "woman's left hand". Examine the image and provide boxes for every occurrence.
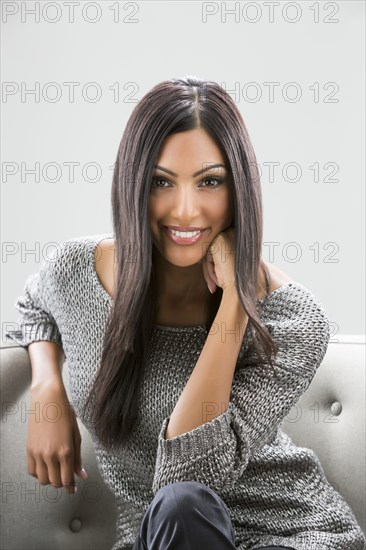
[202,227,236,294]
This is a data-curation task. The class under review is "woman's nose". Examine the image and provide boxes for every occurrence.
[169,186,201,219]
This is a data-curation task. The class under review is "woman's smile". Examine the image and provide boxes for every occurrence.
[163,226,209,245]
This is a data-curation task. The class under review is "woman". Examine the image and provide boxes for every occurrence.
[7,76,365,549]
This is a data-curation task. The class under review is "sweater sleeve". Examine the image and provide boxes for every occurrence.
[5,260,63,349]
[152,284,330,495]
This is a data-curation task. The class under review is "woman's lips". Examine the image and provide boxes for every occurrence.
[163,227,208,245]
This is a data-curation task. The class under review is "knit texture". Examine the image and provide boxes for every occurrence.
[6,233,366,550]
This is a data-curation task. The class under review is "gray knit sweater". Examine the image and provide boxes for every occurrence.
[6,233,366,550]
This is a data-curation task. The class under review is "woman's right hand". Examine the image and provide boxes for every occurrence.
[27,381,88,494]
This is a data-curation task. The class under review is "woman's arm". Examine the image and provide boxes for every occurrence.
[27,341,87,493]
[152,283,330,495]
[28,340,65,390]
[6,243,88,492]
[165,287,248,439]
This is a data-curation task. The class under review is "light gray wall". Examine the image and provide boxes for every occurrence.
[2,1,365,336]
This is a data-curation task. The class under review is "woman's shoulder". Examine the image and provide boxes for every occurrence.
[258,260,294,299]
[41,233,114,283]
[259,261,326,313]
[92,235,117,300]
[250,267,330,377]
[258,277,329,362]
[258,261,329,336]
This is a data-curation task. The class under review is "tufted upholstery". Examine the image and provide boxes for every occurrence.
[1,335,365,550]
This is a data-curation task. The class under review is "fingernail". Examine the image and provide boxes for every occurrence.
[80,468,88,480]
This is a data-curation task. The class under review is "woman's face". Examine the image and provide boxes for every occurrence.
[148,128,234,268]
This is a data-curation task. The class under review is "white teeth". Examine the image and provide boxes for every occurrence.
[168,228,202,238]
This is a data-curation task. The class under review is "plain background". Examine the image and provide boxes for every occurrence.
[1,0,365,336]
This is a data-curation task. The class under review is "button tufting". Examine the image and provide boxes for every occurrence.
[330,401,342,415]
[70,518,82,533]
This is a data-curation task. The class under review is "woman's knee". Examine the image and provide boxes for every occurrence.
[152,481,228,519]
[138,481,237,548]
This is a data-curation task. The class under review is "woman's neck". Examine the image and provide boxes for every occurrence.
[152,248,210,306]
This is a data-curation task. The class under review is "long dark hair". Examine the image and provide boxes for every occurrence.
[82,76,278,450]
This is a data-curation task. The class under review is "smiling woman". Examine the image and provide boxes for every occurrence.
[148,128,235,320]
[7,76,366,550]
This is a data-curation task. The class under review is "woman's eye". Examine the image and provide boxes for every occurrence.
[151,177,168,188]
[151,177,223,188]
[200,177,223,187]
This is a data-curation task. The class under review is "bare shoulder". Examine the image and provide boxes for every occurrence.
[94,238,117,298]
[258,260,294,299]
[266,260,294,291]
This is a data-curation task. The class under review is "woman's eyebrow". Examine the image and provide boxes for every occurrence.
[153,163,227,178]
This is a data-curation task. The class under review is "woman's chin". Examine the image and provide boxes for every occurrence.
[165,255,204,268]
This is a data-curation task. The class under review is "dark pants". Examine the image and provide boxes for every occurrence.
[132,481,296,550]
